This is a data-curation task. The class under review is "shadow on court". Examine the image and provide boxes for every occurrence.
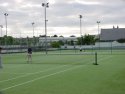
[0,91,4,94]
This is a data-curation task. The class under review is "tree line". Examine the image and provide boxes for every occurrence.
[51,34,97,48]
[0,35,39,46]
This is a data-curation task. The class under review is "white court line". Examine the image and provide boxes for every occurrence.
[98,56,112,62]
[0,72,28,75]
[0,65,67,83]
[1,65,83,91]
[0,55,113,91]
[0,58,92,83]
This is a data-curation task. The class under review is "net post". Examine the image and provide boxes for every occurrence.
[93,52,98,65]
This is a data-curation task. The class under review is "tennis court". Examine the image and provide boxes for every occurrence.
[0,50,125,94]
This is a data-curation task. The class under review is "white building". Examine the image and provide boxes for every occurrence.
[39,36,78,46]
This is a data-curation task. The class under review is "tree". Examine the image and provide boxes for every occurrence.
[1,35,14,45]
[117,38,125,43]
[39,35,46,37]
[77,35,96,45]
[58,40,64,46]
[53,35,58,37]
[77,36,84,45]
[51,41,60,48]
[6,36,14,45]
[0,37,5,45]
[70,40,74,46]
[70,35,76,37]
[27,37,32,46]
[83,35,95,45]
[59,35,64,37]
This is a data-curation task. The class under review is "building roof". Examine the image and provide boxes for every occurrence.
[100,27,125,41]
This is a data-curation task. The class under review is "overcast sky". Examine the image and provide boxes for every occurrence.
[0,0,125,37]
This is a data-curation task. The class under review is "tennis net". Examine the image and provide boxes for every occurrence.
[2,51,97,65]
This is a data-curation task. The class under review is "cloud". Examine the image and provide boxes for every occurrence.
[0,0,125,37]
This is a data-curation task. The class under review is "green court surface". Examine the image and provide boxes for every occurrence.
[0,51,125,94]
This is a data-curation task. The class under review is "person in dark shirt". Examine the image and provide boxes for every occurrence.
[27,47,32,63]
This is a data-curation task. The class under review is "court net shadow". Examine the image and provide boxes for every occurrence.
[0,91,4,94]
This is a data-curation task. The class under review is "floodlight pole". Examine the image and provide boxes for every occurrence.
[0,25,3,37]
[42,2,49,54]
[4,13,8,46]
[32,22,35,37]
[79,15,82,48]
[97,21,100,50]
[32,22,35,47]
[4,13,8,36]
[0,25,3,45]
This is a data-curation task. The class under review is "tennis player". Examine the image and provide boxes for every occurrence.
[27,47,32,63]
[0,47,3,68]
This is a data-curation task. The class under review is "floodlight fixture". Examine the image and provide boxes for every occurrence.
[42,3,45,6]
[97,21,100,23]
[79,15,82,19]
